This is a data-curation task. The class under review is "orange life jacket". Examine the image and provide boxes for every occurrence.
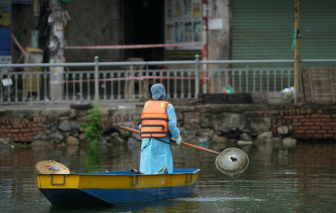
[140,100,170,138]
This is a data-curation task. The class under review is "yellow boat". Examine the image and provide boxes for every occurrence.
[37,169,200,206]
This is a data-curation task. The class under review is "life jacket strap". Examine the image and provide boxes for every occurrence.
[141,137,171,152]
[140,118,169,122]
[141,125,165,130]
[140,131,169,135]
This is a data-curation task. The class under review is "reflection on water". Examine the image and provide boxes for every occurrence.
[1,141,336,212]
[48,198,200,213]
[84,144,100,173]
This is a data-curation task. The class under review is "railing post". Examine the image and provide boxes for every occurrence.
[94,56,99,101]
[195,54,200,98]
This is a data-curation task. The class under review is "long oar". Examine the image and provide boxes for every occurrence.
[119,126,220,155]
[119,126,249,175]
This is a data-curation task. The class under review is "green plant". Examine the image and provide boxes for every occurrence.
[19,113,25,121]
[82,100,104,147]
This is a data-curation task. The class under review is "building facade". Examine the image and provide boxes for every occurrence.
[7,0,336,66]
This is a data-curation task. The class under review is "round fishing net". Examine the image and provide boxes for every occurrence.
[215,148,249,174]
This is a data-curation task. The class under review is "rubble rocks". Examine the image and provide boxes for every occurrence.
[240,133,253,141]
[1,104,320,148]
[277,125,289,135]
[66,136,79,146]
[59,122,71,132]
[132,132,142,141]
[33,134,47,141]
[127,137,137,143]
[250,117,271,135]
[238,133,253,145]
[79,133,87,141]
[183,135,197,143]
[211,134,227,143]
[48,131,64,142]
[112,135,125,143]
[0,138,11,145]
[255,131,283,143]
[214,113,247,133]
[99,137,107,144]
[255,131,274,143]
[197,136,210,143]
[69,110,77,119]
[237,140,253,145]
[283,137,297,147]
[31,140,49,146]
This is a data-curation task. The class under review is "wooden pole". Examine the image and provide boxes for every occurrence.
[297,1,303,103]
[294,0,301,103]
[119,126,220,155]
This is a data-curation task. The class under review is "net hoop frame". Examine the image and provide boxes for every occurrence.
[215,148,249,175]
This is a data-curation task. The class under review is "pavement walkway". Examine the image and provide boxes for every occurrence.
[0,99,194,110]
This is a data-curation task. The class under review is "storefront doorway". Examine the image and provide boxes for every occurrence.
[124,0,164,62]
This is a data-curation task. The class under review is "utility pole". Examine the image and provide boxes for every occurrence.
[202,0,208,94]
[48,0,66,101]
[294,0,301,103]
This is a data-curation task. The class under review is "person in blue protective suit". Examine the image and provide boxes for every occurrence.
[139,83,182,174]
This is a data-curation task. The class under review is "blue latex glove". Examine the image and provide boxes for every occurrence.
[175,135,182,145]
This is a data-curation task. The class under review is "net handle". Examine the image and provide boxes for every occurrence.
[119,126,220,155]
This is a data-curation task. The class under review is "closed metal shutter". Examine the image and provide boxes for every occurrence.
[230,0,336,92]
[300,0,336,67]
[232,0,294,68]
[232,0,336,67]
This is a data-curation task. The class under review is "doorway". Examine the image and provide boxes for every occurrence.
[124,0,164,62]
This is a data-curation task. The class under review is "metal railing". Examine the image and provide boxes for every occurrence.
[1,55,334,105]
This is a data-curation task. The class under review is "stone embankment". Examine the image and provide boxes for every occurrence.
[0,104,335,146]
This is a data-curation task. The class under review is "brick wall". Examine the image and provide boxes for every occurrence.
[282,110,336,139]
[242,109,336,139]
[0,108,142,144]
[0,117,45,141]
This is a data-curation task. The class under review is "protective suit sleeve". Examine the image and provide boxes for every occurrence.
[166,104,180,138]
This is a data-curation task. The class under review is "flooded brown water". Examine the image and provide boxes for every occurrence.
[1,140,336,212]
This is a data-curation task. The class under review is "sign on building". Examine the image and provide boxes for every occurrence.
[0,0,11,64]
[165,0,202,60]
